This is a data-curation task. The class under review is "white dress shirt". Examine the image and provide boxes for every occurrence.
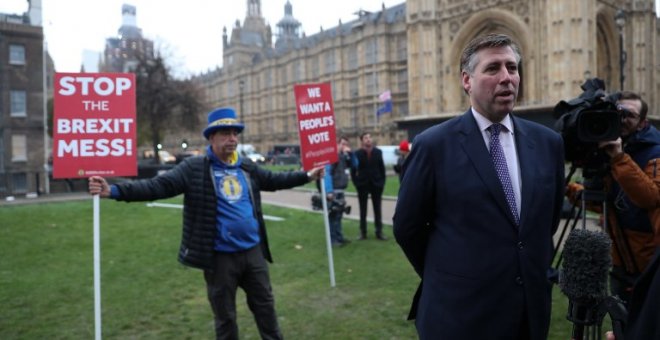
[471,109,522,216]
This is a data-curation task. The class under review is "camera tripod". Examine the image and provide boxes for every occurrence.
[553,165,627,340]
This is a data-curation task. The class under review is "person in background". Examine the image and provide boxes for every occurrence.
[393,33,565,339]
[350,132,387,241]
[567,91,660,304]
[320,136,353,247]
[393,139,410,182]
[88,107,323,340]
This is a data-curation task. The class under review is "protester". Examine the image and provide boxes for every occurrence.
[350,132,387,240]
[393,33,565,339]
[88,107,323,340]
[393,139,410,182]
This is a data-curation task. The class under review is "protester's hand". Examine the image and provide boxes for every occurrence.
[88,176,110,198]
[307,167,325,181]
[599,138,623,158]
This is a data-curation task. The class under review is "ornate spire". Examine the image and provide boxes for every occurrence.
[276,0,301,42]
[247,0,261,18]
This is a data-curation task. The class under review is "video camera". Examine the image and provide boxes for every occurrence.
[554,78,622,172]
[310,192,351,215]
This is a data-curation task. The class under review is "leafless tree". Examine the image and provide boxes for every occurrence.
[133,51,205,163]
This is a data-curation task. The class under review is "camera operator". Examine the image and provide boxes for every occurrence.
[568,91,660,304]
[319,136,353,247]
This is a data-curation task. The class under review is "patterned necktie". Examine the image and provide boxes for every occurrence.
[488,123,520,225]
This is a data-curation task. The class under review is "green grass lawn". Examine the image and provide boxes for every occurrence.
[0,197,574,339]
[263,164,401,197]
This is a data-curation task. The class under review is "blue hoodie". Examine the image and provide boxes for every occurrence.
[207,146,260,252]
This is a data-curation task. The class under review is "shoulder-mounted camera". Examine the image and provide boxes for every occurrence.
[554,78,622,168]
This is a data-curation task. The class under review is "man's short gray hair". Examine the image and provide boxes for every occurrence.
[460,33,522,75]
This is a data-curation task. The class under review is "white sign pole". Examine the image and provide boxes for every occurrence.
[93,194,102,339]
[320,180,336,287]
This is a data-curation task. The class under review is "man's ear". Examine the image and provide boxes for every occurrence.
[461,71,471,95]
[638,119,650,131]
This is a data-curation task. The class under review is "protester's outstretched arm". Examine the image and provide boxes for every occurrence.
[88,176,111,198]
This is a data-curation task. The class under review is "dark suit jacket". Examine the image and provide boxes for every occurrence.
[393,110,565,340]
[626,250,660,339]
[351,147,386,189]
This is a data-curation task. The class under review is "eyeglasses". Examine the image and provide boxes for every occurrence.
[618,107,640,119]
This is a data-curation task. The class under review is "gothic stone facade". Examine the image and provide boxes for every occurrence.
[192,0,658,154]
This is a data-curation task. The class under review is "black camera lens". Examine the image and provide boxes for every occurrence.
[576,109,621,142]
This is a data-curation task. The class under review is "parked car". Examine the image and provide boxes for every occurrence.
[137,149,176,178]
[272,153,300,165]
[142,149,176,164]
[245,152,266,164]
[271,144,301,165]
[175,150,202,163]
[378,145,399,167]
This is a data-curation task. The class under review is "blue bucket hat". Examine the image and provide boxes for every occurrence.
[202,107,245,139]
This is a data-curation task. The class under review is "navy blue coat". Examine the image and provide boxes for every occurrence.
[626,250,660,339]
[393,110,565,340]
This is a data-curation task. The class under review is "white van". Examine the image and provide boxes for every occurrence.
[378,145,399,166]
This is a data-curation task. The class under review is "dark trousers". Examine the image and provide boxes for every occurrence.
[203,246,282,340]
[328,192,346,243]
[357,184,384,236]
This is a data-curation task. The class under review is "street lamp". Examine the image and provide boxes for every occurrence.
[615,9,626,91]
[352,90,359,138]
[239,79,245,145]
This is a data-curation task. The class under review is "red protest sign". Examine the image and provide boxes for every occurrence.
[294,83,338,171]
[52,73,137,179]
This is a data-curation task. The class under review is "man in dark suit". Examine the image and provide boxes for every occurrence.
[606,250,660,340]
[393,34,565,339]
[351,132,387,240]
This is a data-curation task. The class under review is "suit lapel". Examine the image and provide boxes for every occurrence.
[457,111,518,228]
[512,117,536,230]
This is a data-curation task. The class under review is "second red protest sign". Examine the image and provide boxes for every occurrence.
[294,82,338,171]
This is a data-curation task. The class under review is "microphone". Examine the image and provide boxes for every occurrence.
[559,228,612,340]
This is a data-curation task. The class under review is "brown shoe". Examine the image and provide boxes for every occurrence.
[357,234,367,240]
[376,234,388,241]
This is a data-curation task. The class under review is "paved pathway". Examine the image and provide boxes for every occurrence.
[0,189,398,228]
[261,189,397,226]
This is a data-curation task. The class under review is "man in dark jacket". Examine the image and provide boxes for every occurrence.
[599,91,660,303]
[320,136,353,246]
[350,132,387,240]
[394,34,565,339]
[88,107,323,340]
[568,91,660,304]
[606,250,660,340]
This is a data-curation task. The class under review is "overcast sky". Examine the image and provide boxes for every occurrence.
[1,0,405,76]
[1,0,658,76]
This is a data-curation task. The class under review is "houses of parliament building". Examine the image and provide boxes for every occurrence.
[0,0,657,196]
[189,0,659,155]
